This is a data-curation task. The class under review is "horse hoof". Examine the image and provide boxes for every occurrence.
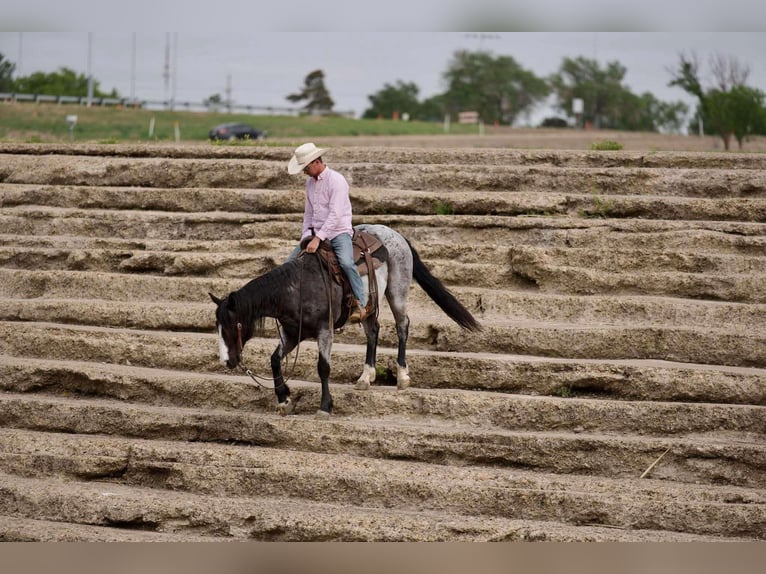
[277,398,292,416]
[355,380,370,391]
[397,366,411,390]
[315,409,331,419]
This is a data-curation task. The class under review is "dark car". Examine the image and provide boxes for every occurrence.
[209,122,267,141]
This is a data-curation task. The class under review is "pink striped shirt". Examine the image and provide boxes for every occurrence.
[300,166,353,242]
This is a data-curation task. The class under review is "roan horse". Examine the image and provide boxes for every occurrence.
[209,224,481,417]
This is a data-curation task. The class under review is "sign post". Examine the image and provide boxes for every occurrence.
[65,115,78,141]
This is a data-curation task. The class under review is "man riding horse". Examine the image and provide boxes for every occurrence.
[287,142,370,323]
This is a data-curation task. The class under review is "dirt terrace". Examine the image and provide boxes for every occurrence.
[0,135,765,541]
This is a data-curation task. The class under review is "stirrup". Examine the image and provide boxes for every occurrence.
[349,303,367,323]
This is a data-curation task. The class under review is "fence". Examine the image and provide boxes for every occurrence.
[0,92,355,118]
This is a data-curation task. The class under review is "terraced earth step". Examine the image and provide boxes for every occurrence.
[2,243,765,279]
[3,294,764,366]
[4,268,766,332]
[3,319,766,402]
[4,231,766,267]
[4,207,765,247]
[3,184,766,221]
[3,354,766,437]
[4,143,766,170]
[1,429,764,539]
[4,317,766,403]
[0,473,735,542]
[2,154,765,195]
[0,515,219,542]
[2,252,764,302]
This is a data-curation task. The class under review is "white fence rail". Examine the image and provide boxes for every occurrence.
[0,92,355,118]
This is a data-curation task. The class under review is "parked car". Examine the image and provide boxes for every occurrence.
[209,122,267,141]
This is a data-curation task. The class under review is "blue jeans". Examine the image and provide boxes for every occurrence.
[288,233,367,306]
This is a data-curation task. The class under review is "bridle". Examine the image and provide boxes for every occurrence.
[231,254,308,392]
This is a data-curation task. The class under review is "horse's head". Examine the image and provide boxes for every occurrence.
[209,291,250,369]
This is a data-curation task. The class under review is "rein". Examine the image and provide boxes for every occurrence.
[237,319,300,391]
[234,255,307,391]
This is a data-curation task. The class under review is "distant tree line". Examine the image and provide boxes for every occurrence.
[0,53,118,99]
[346,49,765,150]
[3,47,765,150]
[356,51,698,133]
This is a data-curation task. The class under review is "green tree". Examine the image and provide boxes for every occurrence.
[418,93,447,122]
[707,85,765,150]
[287,69,334,113]
[13,66,118,98]
[669,52,765,150]
[617,91,689,133]
[551,56,688,132]
[363,80,421,119]
[0,52,15,92]
[550,57,631,129]
[442,50,549,125]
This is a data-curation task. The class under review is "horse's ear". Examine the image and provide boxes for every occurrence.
[208,292,223,306]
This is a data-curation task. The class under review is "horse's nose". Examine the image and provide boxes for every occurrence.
[226,358,238,369]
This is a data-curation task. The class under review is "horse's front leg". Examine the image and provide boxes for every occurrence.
[315,328,334,418]
[355,315,379,391]
[271,330,298,415]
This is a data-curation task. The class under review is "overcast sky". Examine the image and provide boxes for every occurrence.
[1,32,764,126]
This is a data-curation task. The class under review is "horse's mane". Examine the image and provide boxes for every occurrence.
[228,257,307,332]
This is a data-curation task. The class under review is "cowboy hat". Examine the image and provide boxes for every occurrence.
[287,142,327,175]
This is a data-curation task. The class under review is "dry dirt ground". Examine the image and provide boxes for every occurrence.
[0,131,765,541]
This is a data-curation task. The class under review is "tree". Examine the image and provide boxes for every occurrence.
[617,91,689,133]
[286,69,334,113]
[418,94,447,122]
[442,50,549,125]
[363,80,421,120]
[550,57,632,129]
[711,85,765,150]
[13,66,118,98]
[669,52,765,150]
[0,52,15,92]
[551,56,689,133]
[204,93,224,111]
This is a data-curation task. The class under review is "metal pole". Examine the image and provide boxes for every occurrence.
[163,32,170,108]
[86,32,93,107]
[17,32,23,78]
[130,32,136,104]
[226,73,232,113]
[170,32,177,111]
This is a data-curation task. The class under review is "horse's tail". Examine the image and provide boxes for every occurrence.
[408,240,482,332]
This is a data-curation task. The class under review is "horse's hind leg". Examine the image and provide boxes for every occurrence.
[316,328,334,418]
[393,310,411,390]
[386,282,411,390]
[356,269,386,390]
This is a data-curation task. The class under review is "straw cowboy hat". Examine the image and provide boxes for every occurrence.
[287,142,328,175]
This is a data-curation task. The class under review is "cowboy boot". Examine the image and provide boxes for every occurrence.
[348,299,367,323]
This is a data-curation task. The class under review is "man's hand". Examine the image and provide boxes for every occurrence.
[306,236,321,253]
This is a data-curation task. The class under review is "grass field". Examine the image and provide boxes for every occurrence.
[0,102,481,144]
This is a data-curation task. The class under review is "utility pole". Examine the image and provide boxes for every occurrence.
[130,32,136,104]
[86,32,94,107]
[171,32,177,111]
[17,32,22,78]
[163,32,170,108]
[226,74,232,113]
